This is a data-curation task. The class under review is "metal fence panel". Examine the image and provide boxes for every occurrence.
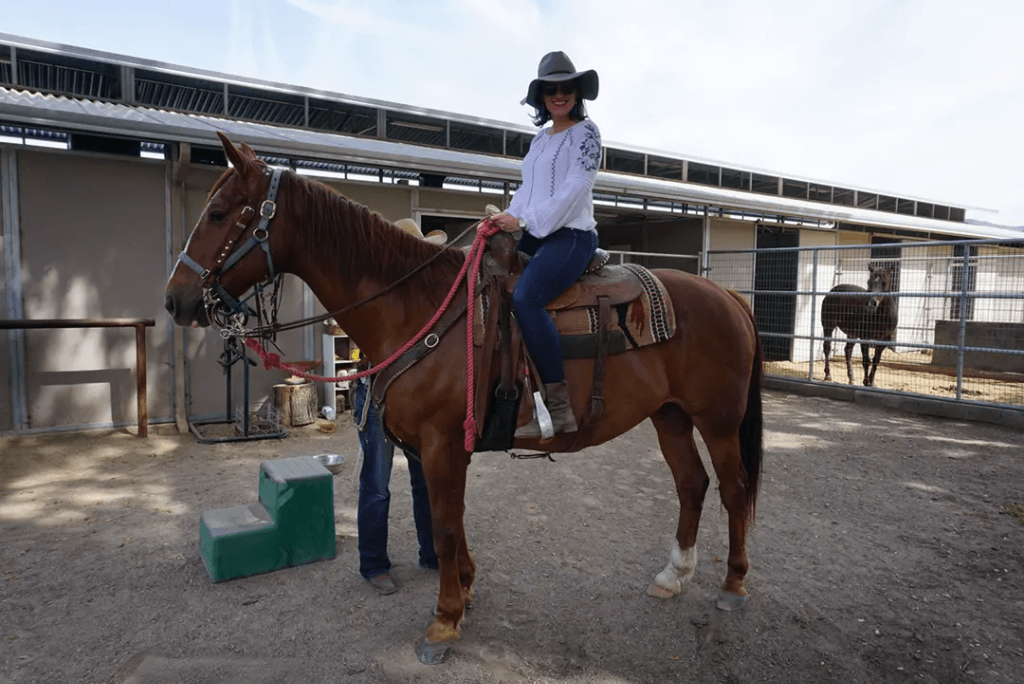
[706,237,1024,410]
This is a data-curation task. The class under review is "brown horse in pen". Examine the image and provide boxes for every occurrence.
[165,134,764,664]
[821,264,898,387]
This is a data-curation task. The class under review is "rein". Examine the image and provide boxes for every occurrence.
[180,162,506,450]
[178,164,478,341]
[225,217,486,339]
[245,217,503,451]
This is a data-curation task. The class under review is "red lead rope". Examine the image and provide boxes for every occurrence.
[244,217,503,452]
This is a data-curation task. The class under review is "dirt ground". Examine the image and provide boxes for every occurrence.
[766,355,1024,408]
[1,390,1022,684]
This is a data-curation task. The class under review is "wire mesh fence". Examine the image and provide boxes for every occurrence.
[706,237,1024,410]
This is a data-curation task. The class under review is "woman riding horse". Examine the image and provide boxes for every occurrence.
[489,51,602,438]
[164,133,764,665]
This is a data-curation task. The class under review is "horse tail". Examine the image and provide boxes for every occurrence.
[739,325,764,523]
[728,289,764,524]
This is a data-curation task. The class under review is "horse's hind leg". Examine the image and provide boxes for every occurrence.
[647,403,709,599]
[693,421,753,611]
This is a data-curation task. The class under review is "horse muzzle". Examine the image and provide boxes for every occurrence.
[164,285,210,328]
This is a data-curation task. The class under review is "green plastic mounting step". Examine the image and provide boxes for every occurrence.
[199,456,336,582]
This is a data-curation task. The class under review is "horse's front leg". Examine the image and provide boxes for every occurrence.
[417,439,473,665]
[860,342,872,386]
[844,341,856,385]
[697,429,752,610]
[865,344,885,387]
[822,333,833,381]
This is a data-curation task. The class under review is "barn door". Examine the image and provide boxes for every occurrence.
[754,227,799,362]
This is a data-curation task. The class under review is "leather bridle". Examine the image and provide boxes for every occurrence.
[175,167,284,338]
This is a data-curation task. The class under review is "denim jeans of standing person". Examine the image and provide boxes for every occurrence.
[513,228,599,383]
[353,377,437,581]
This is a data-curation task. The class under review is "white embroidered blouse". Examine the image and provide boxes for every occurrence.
[507,119,602,239]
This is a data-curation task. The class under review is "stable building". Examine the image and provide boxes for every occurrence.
[1,34,1019,435]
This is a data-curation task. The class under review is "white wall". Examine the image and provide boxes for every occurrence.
[792,229,839,362]
[706,218,755,295]
[18,149,169,429]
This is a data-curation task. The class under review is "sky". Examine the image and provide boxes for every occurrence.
[4,0,1023,227]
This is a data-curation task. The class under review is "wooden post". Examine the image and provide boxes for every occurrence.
[135,322,148,437]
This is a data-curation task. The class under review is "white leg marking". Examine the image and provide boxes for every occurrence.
[649,542,697,597]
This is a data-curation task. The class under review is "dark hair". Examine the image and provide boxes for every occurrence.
[529,81,588,127]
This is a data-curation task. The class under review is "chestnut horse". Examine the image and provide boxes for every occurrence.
[165,134,764,664]
[822,264,898,387]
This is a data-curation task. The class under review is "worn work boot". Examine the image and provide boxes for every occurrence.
[514,381,578,439]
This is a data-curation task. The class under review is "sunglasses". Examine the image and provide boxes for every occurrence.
[542,82,577,97]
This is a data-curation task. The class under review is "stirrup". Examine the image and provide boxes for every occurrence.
[515,390,554,440]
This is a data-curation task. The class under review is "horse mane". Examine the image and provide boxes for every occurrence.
[280,171,467,308]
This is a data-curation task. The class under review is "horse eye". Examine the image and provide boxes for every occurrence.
[208,210,227,223]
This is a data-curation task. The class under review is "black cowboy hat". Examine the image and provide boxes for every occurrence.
[521,51,599,108]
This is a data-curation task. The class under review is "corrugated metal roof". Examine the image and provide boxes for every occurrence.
[0,86,1020,241]
[3,33,1000,228]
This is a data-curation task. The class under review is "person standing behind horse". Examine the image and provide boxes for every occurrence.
[489,51,602,439]
[354,218,445,594]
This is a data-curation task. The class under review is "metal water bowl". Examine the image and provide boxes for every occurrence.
[313,453,345,475]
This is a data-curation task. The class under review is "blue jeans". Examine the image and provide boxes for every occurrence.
[353,379,437,580]
[513,228,598,383]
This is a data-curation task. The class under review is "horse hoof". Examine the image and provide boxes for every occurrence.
[647,582,678,599]
[715,590,747,611]
[417,639,453,665]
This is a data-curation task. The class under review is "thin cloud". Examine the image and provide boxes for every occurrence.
[285,0,448,41]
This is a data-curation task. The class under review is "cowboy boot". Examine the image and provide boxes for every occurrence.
[515,381,577,439]
[543,381,578,435]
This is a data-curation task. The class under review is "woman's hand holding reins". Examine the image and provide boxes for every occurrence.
[490,213,521,233]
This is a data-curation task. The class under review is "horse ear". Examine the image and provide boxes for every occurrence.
[237,143,261,174]
[217,132,257,178]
